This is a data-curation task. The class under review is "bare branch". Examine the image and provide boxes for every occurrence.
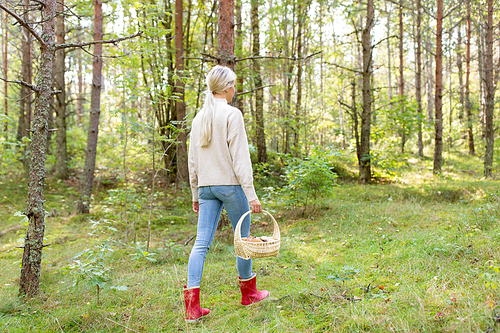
[199,52,220,61]
[0,3,46,46]
[0,77,39,92]
[237,51,321,63]
[372,35,398,49]
[55,31,143,50]
[324,61,362,74]
[181,56,217,62]
[237,84,274,96]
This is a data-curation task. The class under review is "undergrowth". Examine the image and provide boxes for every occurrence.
[1,151,500,332]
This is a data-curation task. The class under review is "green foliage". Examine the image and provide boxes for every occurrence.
[276,148,338,209]
[64,219,127,303]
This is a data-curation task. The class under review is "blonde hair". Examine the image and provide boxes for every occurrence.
[199,66,237,147]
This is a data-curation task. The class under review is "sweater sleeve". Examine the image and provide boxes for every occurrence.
[188,134,199,201]
[227,112,258,202]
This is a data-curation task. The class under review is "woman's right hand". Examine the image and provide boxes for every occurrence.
[249,199,262,213]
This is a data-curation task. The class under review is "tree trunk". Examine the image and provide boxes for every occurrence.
[2,10,7,133]
[478,24,486,139]
[19,0,56,298]
[398,0,406,154]
[77,0,103,214]
[175,0,188,185]
[351,80,361,165]
[251,0,267,163]
[76,22,83,126]
[415,0,423,157]
[484,0,495,177]
[218,0,234,70]
[433,0,443,173]
[360,0,373,183]
[385,1,393,107]
[54,0,68,179]
[235,0,244,112]
[465,0,475,155]
[17,0,33,146]
[426,39,434,123]
[457,20,464,122]
[294,2,303,156]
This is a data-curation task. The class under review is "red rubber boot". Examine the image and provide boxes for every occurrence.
[239,275,270,306]
[183,286,210,323]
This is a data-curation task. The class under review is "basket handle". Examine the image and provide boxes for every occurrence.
[234,210,280,243]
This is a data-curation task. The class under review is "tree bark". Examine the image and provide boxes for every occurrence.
[251,0,267,163]
[235,0,244,112]
[484,0,495,177]
[2,10,7,133]
[54,0,68,179]
[17,0,33,148]
[76,22,83,126]
[465,0,475,155]
[398,0,406,154]
[385,1,393,108]
[294,2,304,156]
[19,0,56,298]
[457,20,464,122]
[415,0,423,157]
[360,0,373,183]
[175,0,188,185]
[78,0,103,214]
[433,0,443,173]
[218,0,235,70]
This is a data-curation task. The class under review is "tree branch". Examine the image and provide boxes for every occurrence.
[0,77,39,92]
[324,61,362,74]
[0,3,46,46]
[181,56,217,62]
[55,31,143,50]
[236,51,321,63]
[237,84,274,96]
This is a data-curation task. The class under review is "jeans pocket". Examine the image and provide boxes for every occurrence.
[198,187,205,197]
[216,185,236,197]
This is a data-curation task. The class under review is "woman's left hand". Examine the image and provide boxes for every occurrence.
[192,201,199,214]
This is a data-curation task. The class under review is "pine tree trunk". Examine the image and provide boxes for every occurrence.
[251,0,267,163]
[218,0,234,70]
[457,21,464,121]
[415,0,423,157]
[484,0,495,177]
[3,11,7,133]
[17,0,32,146]
[360,0,373,183]
[54,0,68,179]
[385,1,393,107]
[433,0,443,173]
[19,0,56,298]
[294,3,303,156]
[76,22,83,126]
[77,0,103,214]
[426,39,434,123]
[465,0,475,155]
[175,0,188,185]
[398,0,406,154]
[235,0,244,112]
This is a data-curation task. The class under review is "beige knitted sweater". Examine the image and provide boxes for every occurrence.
[188,98,258,203]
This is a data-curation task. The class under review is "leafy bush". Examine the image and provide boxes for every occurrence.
[276,148,338,211]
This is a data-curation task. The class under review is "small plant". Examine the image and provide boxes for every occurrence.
[129,241,157,262]
[64,219,127,304]
[480,263,500,289]
[279,148,338,212]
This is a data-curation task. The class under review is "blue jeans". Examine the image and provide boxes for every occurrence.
[187,185,253,288]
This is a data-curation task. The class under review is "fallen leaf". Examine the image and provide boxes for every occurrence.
[378,285,384,290]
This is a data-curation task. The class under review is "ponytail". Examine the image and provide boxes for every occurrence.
[198,66,237,147]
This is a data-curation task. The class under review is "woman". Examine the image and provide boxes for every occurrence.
[184,65,269,323]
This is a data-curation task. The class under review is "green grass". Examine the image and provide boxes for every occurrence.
[1,153,500,332]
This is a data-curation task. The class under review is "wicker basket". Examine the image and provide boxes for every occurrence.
[234,210,281,260]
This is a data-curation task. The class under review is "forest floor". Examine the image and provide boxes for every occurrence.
[1,152,500,332]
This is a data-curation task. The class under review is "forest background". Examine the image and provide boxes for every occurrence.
[1,0,500,331]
